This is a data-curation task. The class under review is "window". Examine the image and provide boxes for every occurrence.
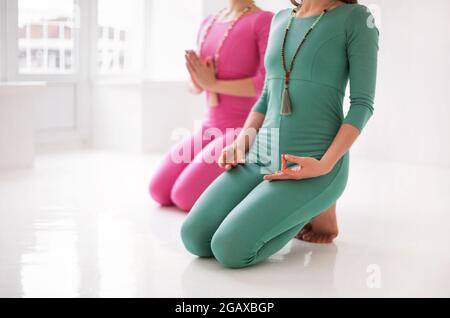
[10,0,203,79]
[97,0,145,75]
[17,0,78,74]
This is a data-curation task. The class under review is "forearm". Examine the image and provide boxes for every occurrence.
[320,124,361,170]
[209,78,257,98]
[234,112,265,153]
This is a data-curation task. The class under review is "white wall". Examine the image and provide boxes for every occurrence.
[0,83,45,169]
[142,81,204,152]
[92,81,144,152]
[0,0,6,82]
[354,0,450,167]
[92,80,204,153]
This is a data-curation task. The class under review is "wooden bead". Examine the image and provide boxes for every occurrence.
[198,1,255,70]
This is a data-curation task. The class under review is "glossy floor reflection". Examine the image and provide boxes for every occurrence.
[0,150,449,297]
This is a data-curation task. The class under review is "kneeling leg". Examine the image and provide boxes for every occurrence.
[180,164,263,257]
[211,159,348,268]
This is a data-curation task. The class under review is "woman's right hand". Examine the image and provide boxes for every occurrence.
[218,144,246,171]
[185,50,204,94]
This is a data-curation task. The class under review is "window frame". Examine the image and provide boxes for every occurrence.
[0,0,7,81]
[5,0,85,83]
[2,0,97,147]
[94,0,149,81]
[4,0,200,83]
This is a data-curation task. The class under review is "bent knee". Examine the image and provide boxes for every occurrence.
[181,219,213,258]
[170,182,196,212]
[148,177,173,206]
[211,232,249,269]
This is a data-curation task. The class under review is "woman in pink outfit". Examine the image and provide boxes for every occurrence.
[149,0,273,212]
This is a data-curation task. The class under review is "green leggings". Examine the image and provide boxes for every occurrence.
[181,154,349,269]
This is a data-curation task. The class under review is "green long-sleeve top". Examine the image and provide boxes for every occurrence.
[251,4,379,162]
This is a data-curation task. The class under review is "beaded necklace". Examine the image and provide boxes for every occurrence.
[280,0,337,116]
[198,1,255,75]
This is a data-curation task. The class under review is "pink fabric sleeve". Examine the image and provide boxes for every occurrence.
[251,12,274,95]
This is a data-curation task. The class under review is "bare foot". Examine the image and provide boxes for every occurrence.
[296,203,339,244]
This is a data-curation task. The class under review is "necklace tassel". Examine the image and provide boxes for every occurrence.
[281,86,292,116]
[280,6,329,116]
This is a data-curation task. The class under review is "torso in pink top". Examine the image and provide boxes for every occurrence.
[199,11,273,129]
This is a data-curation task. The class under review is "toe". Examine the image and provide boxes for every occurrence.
[297,227,311,240]
[313,234,322,243]
[311,234,320,243]
[321,235,330,244]
[302,232,313,241]
[318,235,326,243]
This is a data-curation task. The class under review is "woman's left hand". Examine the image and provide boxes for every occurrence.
[185,51,217,91]
[264,154,333,181]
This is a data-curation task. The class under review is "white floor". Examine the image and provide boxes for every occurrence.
[0,150,449,298]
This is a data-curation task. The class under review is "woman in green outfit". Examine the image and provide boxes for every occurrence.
[181,0,379,269]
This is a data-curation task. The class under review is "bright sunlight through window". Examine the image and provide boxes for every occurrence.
[18,0,77,74]
[97,0,145,75]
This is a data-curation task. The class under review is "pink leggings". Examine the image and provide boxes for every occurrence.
[149,125,236,212]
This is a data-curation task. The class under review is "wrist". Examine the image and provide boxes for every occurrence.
[232,139,248,154]
[207,79,219,93]
[319,157,335,173]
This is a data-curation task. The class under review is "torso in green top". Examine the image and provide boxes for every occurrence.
[251,4,379,167]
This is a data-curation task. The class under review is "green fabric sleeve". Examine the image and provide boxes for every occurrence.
[252,80,269,114]
[343,5,379,132]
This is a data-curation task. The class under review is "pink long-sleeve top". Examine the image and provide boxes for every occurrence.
[199,10,273,129]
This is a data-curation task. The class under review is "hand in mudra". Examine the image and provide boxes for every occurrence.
[185,51,217,91]
[218,144,246,171]
[264,155,333,181]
